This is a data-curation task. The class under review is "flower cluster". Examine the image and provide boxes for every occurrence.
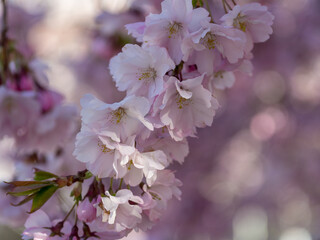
[0,2,80,228]
[70,0,273,238]
[3,0,273,239]
[0,59,77,154]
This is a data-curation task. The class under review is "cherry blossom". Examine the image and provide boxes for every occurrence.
[159,75,219,141]
[2,0,274,238]
[123,149,168,186]
[99,190,144,229]
[143,0,211,63]
[73,126,135,178]
[80,94,153,141]
[0,87,40,139]
[220,3,274,44]
[109,44,175,99]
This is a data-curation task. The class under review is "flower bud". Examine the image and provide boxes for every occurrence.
[76,198,96,223]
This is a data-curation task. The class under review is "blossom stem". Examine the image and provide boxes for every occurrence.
[223,0,232,10]
[1,0,8,85]
[222,0,228,13]
[117,178,123,191]
[62,202,77,223]
[204,0,214,23]
[109,177,114,195]
[231,0,236,5]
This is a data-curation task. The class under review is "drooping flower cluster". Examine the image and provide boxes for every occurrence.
[0,2,82,229]
[0,59,78,154]
[2,0,273,239]
[68,0,274,238]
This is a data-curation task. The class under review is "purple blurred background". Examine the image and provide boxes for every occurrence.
[1,0,320,239]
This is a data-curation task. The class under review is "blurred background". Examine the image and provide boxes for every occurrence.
[1,0,320,239]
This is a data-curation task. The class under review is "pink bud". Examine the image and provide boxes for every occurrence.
[20,75,34,91]
[37,90,63,112]
[6,80,18,91]
[76,198,96,223]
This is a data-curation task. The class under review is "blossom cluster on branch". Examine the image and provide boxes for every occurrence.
[2,0,274,239]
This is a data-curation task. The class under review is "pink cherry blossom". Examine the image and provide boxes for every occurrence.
[123,149,168,186]
[143,170,182,221]
[159,75,219,141]
[109,44,175,99]
[143,0,211,63]
[22,210,71,240]
[80,94,153,141]
[99,189,144,229]
[73,126,135,178]
[182,23,247,64]
[209,70,236,91]
[0,87,41,139]
[22,210,51,240]
[16,104,77,153]
[138,127,189,164]
[220,3,274,43]
[125,22,145,43]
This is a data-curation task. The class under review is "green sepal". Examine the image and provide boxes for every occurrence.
[192,0,204,7]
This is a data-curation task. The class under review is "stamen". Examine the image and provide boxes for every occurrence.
[127,160,133,170]
[138,67,157,81]
[150,192,162,201]
[110,107,125,124]
[98,140,113,154]
[176,95,191,109]
[233,13,247,32]
[200,32,217,50]
[167,22,183,38]
[214,71,224,79]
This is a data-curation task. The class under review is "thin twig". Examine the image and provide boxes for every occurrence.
[231,0,236,5]
[1,0,8,84]
[224,0,232,10]
[222,0,228,13]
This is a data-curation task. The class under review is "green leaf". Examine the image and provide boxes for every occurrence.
[7,188,42,197]
[11,192,37,206]
[5,180,50,187]
[7,183,52,196]
[34,169,58,181]
[29,185,58,213]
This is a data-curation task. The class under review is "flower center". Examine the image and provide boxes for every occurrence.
[127,160,134,170]
[150,192,162,201]
[176,95,192,109]
[111,107,125,124]
[138,67,157,81]
[200,32,217,50]
[233,13,247,32]
[167,21,183,38]
[98,140,113,154]
[214,71,224,79]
